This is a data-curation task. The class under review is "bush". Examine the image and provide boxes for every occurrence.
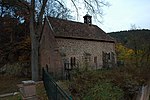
[0,62,31,77]
[62,65,149,100]
[83,81,124,100]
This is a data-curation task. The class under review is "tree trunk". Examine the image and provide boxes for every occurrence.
[30,20,40,81]
[31,34,39,81]
[30,0,39,81]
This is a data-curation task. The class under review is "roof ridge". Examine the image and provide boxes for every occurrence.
[47,16,98,27]
[47,16,115,42]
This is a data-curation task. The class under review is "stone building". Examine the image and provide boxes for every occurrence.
[40,14,116,78]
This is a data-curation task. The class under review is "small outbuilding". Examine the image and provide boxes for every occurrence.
[40,14,116,79]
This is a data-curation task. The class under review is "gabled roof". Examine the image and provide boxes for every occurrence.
[47,17,115,42]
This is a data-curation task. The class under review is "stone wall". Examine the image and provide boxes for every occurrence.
[40,20,63,79]
[56,38,116,69]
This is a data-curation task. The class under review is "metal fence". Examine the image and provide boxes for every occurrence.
[42,68,72,100]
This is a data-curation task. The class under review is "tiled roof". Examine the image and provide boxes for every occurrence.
[47,17,115,42]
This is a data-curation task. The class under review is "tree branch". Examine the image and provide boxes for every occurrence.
[54,0,65,9]
[17,0,30,12]
[84,0,95,13]
[37,0,48,38]
[70,0,79,20]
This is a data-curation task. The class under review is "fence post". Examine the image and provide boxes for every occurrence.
[46,64,48,72]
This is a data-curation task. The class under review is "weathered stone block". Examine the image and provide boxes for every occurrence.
[18,80,37,100]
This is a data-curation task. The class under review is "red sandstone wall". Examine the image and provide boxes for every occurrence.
[40,19,63,79]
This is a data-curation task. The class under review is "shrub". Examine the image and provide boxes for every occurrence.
[83,81,124,100]
[0,62,31,77]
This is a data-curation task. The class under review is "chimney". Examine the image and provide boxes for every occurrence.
[83,14,92,25]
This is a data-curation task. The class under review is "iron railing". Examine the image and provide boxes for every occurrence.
[42,68,72,100]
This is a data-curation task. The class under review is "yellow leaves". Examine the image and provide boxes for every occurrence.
[116,43,134,61]
[116,43,148,66]
[128,49,134,55]
[126,49,134,57]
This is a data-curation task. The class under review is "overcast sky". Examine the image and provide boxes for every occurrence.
[67,0,150,32]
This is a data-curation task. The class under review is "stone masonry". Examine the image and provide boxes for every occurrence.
[56,38,116,69]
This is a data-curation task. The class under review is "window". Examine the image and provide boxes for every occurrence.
[94,56,97,64]
[94,56,97,67]
[84,52,91,63]
[70,57,76,66]
[85,56,91,63]
[107,53,111,60]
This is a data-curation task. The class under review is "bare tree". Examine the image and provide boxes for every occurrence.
[45,0,72,19]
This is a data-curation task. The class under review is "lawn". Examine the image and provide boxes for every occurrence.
[0,75,48,100]
[0,75,29,94]
[0,93,22,100]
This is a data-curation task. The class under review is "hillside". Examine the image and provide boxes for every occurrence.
[108,29,150,49]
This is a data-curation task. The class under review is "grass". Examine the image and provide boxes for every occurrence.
[0,75,48,100]
[36,82,48,100]
[0,93,22,100]
[0,75,29,94]
[0,75,26,100]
